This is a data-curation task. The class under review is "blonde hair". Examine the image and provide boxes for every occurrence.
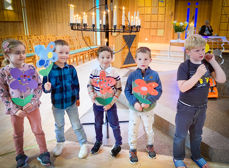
[184,34,206,50]
[1,39,25,66]
[136,47,151,58]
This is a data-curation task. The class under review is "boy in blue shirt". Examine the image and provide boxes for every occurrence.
[42,40,88,159]
[125,47,162,163]
[173,34,226,168]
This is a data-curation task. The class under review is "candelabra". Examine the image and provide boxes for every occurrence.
[69,1,141,34]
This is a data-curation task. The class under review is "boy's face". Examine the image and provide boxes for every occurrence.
[135,52,152,71]
[98,51,112,69]
[186,46,205,63]
[55,45,69,64]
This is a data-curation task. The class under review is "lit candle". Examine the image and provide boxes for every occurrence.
[113,6,117,26]
[134,11,136,26]
[74,15,77,23]
[85,14,88,24]
[122,6,125,26]
[92,12,95,25]
[135,16,138,26]
[137,11,139,18]
[131,16,134,26]
[83,12,86,24]
[128,11,130,25]
[76,14,79,24]
[79,16,81,24]
[103,11,106,25]
[70,4,74,24]
[189,22,194,35]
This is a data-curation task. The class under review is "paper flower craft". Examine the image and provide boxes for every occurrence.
[133,79,158,104]
[10,68,38,92]
[35,42,58,68]
[133,79,158,96]
[10,68,38,106]
[91,70,116,106]
[91,70,116,95]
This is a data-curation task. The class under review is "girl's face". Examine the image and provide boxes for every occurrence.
[98,51,112,69]
[7,44,26,68]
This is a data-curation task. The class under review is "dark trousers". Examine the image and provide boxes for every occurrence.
[93,103,122,146]
[173,101,207,160]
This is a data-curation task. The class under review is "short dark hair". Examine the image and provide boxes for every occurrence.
[97,46,113,58]
[136,47,151,58]
[54,39,69,51]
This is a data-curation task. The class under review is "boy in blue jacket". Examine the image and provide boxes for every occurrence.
[125,47,162,163]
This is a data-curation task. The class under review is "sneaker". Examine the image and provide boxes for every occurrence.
[53,142,64,156]
[146,145,156,158]
[37,152,51,166]
[78,144,88,159]
[16,154,28,168]
[129,149,138,163]
[91,141,102,154]
[110,145,121,157]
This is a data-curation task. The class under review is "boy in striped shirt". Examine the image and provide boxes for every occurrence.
[87,46,122,157]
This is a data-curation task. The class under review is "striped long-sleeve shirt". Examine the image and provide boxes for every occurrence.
[87,66,122,107]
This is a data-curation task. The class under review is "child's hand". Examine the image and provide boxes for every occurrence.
[104,104,112,111]
[76,100,80,106]
[204,53,215,62]
[92,94,97,103]
[44,82,51,91]
[23,103,33,112]
[134,102,142,111]
[15,110,26,118]
[141,103,150,109]
[196,64,207,78]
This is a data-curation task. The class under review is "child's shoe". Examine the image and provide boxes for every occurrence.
[37,152,51,166]
[78,143,88,159]
[110,145,121,157]
[16,154,28,168]
[53,142,64,156]
[146,145,156,158]
[91,141,102,154]
[129,149,138,163]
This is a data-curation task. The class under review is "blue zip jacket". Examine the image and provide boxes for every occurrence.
[124,67,162,111]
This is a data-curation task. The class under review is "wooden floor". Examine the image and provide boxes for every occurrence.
[0,141,228,168]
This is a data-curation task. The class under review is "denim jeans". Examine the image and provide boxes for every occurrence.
[52,103,87,145]
[93,103,122,146]
[173,101,207,160]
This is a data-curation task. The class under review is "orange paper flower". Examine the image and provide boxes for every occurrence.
[91,70,116,95]
[133,79,158,96]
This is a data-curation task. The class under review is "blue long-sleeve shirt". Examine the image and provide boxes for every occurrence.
[42,63,79,109]
[124,67,162,112]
